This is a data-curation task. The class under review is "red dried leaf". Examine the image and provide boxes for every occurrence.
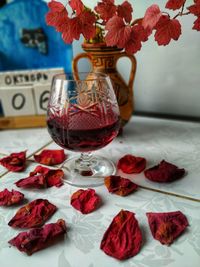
[79,10,96,40]
[125,24,148,54]
[0,189,24,206]
[104,175,138,196]
[94,0,117,22]
[105,16,132,48]
[0,151,26,172]
[193,17,200,30]
[165,0,185,10]
[69,0,84,15]
[187,3,200,16]
[117,1,133,23]
[144,160,185,182]
[142,4,162,30]
[8,199,57,228]
[154,15,182,46]
[16,165,64,188]
[117,154,146,174]
[100,210,142,260]
[70,189,100,214]
[34,149,66,166]
[46,0,68,28]
[146,211,189,245]
[9,219,67,255]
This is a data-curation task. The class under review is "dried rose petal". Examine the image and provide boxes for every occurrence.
[146,211,189,245]
[144,160,185,182]
[117,154,146,174]
[34,149,66,166]
[0,151,26,172]
[8,219,66,255]
[104,175,138,196]
[0,189,24,206]
[8,199,57,228]
[100,210,142,260]
[16,165,64,188]
[70,189,100,214]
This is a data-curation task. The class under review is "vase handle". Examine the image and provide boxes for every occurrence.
[72,52,93,80]
[116,52,137,89]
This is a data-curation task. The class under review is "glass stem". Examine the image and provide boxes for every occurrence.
[75,152,94,176]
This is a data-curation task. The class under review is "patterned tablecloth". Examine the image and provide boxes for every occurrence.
[0,116,200,267]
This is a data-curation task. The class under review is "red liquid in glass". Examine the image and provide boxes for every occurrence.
[47,115,120,152]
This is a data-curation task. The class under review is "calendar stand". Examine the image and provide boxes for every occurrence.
[0,115,46,129]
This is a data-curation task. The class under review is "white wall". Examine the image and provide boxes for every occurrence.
[48,0,200,118]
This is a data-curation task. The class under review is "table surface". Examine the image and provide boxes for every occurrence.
[0,115,200,267]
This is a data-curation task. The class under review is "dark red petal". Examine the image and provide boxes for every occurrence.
[8,199,57,228]
[100,210,142,260]
[0,151,26,172]
[146,211,189,245]
[34,149,66,166]
[45,169,64,188]
[144,160,185,182]
[70,189,101,214]
[117,154,146,174]
[9,219,67,255]
[15,175,47,189]
[104,175,138,196]
[0,189,24,206]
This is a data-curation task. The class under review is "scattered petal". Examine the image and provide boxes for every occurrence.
[16,165,64,188]
[9,219,67,255]
[165,0,185,10]
[154,15,182,46]
[0,189,24,206]
[117,154,146,174]
[144,160,185,182]
[34,149,66,166]
[104,175,138,196]
[100,210,142,260]
[0,151,26,172]
[70,189,101,214]
[146,211,189,245]
[8,199,57,228]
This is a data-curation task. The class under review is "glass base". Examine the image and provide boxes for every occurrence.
[61,155,116,187]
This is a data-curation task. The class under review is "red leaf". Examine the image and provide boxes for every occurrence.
[70,189,101,214]
[69,0,84,15]
[146,211,189,245]
[34,149,66,166]
[0,151,26,172]
[193,17,200,30]
[62,17,81,43]
[8,199,57,228]
[165,0,185,10]
[104,175,138,196]
[142,4,162,30]
[105,16,132,48]
[46,1,68,28]
[125,24,148,54]
[144,160,185,182]
[100,210,142,260]
[117,154,146,174]
[0,189,24,206]
[79,10,96,40]
[48,0,66,12]
[9,219,67,255]
[94,0,117,22]
[187,3,200,16]
[154,15,182,46]
[117,1,133,23]
[16,165,64,188]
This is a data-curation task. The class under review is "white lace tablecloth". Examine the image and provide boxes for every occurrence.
[0,116,200,267]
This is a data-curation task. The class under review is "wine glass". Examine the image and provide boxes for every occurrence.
[47,72,120,187]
